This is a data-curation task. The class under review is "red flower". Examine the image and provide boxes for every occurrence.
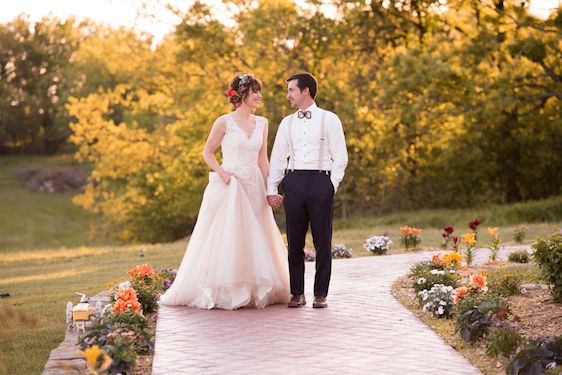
[468,219,482,231]
[452,236,459,244]
[227,89,237,97]
[443,225,454,234]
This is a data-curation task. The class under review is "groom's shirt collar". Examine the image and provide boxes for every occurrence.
[299,102,318,114]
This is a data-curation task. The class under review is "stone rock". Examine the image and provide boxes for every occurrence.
[521,283,550,291]
[42,290,112,375]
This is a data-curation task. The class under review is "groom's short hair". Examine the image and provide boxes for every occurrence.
[286,73,317,99]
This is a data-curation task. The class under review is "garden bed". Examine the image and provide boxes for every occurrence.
[392,264,562,375]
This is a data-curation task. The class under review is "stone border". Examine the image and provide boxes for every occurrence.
[42,291,112,375]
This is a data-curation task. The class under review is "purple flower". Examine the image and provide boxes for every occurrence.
[493,321,502,328]
[164,278,172,287]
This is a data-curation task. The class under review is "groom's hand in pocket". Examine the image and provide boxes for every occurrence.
[267,194,283,210]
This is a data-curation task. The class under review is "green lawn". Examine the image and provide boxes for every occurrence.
[331,221,559,257]
[0,155,561,374]
[0,242,185,375]
[0,155,117,251]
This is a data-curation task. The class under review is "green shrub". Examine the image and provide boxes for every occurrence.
[455,300,499,343]
[453,293,507,319]
[545,366,562,375]
[487,270,523,297]
[107,309,148,330]
[408,261,443,279]
[106,325,154,355]
[508,250,530,263]
[131,279,160,314]
[105,335,138,374]
[508,336,562,375]
[532,233,562,301]
[486,327,523,358]
[513,225,529,243]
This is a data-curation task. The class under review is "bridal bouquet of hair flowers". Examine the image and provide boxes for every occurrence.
[227,73,255,106]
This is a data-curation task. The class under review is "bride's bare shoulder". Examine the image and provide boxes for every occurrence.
[255,115,269,126]
[214,114,232,126]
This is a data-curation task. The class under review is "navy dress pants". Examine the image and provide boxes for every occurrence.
[281,170,334,297]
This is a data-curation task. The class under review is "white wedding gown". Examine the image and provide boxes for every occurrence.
[159,114,290,309]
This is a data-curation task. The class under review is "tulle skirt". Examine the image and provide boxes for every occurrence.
[159,166,290,310]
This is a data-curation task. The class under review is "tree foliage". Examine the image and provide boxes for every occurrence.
[2,0,561,241]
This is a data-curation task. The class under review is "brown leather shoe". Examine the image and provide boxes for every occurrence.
[288,294,306,308]
[313,296,328,308]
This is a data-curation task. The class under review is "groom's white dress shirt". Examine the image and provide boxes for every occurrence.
[267,103,348,195]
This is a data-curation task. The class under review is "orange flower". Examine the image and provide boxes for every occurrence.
[453,286,469,303]
[128,263,155,279]
[112,286,142,315]
[431,254,444,266]
[470,274,488,290]
[400,226,422,235]
[114,286,137,301]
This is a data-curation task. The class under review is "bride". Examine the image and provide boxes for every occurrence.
[159,74,290,310]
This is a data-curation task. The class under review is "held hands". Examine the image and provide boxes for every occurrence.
[267,194,283,210]
[218,169,233,185]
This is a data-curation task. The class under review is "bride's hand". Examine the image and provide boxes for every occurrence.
[218,169,233,185]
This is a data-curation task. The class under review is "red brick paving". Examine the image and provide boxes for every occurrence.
[153,246,529,374]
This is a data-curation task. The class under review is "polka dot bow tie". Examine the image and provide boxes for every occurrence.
[297,110,312,119]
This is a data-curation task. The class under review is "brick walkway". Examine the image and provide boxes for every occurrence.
[153,246,529,374]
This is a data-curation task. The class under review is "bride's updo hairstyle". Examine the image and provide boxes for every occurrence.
[227,73,262,108]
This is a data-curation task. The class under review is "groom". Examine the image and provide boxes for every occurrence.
[267,73,348,308]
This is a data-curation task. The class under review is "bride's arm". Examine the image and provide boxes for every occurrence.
[203,116,231,184]
[257,118,270,184]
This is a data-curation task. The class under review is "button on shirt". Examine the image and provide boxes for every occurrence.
[267,103,348,195]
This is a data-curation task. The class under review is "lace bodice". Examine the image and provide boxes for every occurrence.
[221,114,264,170]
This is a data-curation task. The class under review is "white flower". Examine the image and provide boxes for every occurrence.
[439,301,447,306]
[363,235,392,252]
[430,269,445,275]
[545,362,557,370]
[118,281,131,288]
[437,306,445,315]
[417,278,427,285]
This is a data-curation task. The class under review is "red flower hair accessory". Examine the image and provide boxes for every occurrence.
[227,73,255,107]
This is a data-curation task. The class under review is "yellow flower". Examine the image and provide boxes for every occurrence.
[442,251,464,267]
[487,227,498,237]
[463,233,476,246]
[77,345,113,373]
